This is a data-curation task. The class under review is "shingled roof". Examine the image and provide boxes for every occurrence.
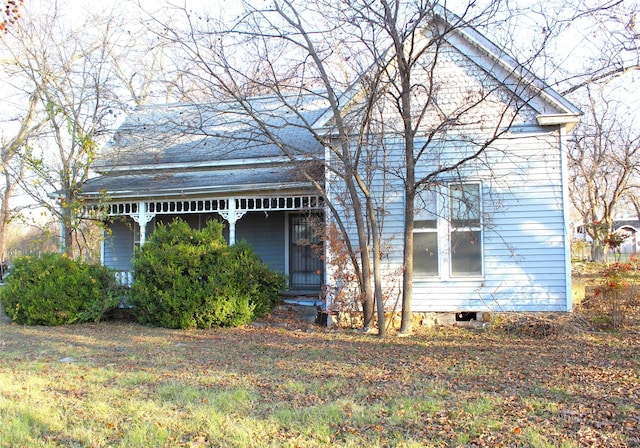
[81,95,329,199]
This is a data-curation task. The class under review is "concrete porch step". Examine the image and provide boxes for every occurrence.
[271,303,319,322]
[248,301,328,330]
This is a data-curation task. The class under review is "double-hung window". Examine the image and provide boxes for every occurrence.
[413,189,439,276]
[449,183,483,276]
[413,182,483,279]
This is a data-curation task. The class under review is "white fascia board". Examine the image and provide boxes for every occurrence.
[536,114,581,131]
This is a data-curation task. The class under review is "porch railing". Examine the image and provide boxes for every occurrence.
[115,271,134,288]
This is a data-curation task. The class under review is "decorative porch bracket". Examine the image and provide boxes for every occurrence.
[129,201,156,246]
[217,198,247,245]
[93,194,323,246]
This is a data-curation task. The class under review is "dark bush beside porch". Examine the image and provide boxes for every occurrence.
[129,218,286,329]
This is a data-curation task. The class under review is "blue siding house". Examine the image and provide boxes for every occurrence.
[80,8,581,317]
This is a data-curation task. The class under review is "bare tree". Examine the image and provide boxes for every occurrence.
[139,0,394,333]
[0,91,45,269]
[552,1,640,262]
[145,0,572,335]
[298,0,639,332]
[473,0,640,96]
[107,12,198,106]
[1,0,176,257]
[568,87,640,261]
[0,3,132,256]
[329,0,586,333]
[555,0,640,96]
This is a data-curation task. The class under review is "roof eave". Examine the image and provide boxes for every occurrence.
[80,181,317,202]
[536,113,581,132]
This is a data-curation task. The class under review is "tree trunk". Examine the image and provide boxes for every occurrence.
[343,173,375,329]
[60,195,75,257]
[366,194,386,337]
[400,184,415,335]
[0,170,14,267]
[591,239,606,263]
[400,94,416,335]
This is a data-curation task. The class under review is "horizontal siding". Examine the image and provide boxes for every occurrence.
[484,249,565,260]
[236,211,285,272]
[153,212,287,272]
[103,220,134,271]
[327,127,570,312]
[104,213,287,274]
[411,281,568,312]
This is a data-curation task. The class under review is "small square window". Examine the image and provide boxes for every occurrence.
[451,229,482,275]
[414,230,438,276]
[450,184,481,228]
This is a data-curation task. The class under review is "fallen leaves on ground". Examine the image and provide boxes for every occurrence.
[0,317,638,447]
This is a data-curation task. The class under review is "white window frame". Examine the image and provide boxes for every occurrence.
[413,188,441,277]
[413,182,484,281]
[447,182,484,278]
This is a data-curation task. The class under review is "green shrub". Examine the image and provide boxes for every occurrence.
[129,218,285,329]
[0,253,120,325]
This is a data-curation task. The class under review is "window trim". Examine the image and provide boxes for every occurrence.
[412,182,484,281]
[448,182,484,278]
[413,220,439,277]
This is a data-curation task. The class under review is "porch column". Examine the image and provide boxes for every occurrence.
[217,198,246,245]
[130,201,155,246]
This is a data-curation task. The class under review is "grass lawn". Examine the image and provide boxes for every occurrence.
[0,317,638,447]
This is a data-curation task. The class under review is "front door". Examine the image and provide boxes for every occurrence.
[288,214,323,291]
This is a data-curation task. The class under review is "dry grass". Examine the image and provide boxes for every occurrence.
[1,313,638,447]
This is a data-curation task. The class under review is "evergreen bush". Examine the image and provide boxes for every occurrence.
[0,253,120,325]
[129,218,285,329]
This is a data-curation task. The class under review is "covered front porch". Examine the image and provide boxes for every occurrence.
[94,194,325,296]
